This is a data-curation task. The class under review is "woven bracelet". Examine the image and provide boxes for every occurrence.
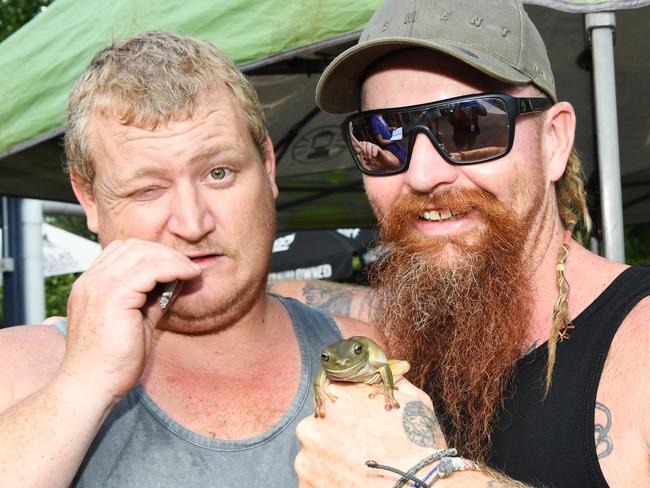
[365,448,458,488]
[423,456,480,485]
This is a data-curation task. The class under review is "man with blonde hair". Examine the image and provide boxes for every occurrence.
[275,0,650,486]
[0,31,370,486]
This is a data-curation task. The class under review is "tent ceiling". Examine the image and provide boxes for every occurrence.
[0,2,648,230]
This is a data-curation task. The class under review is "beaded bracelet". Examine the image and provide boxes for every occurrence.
[420,456,479,485]
[366,448,478,488]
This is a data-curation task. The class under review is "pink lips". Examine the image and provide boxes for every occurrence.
[189,254,220,269]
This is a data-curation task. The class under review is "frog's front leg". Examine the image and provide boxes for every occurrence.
[313,367,338,418]
[376,363,400,410]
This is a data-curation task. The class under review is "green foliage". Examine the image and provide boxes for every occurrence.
[44,215,97,242]
[45,272,78,317]
[0,0,53,43]
[625,224,650,265]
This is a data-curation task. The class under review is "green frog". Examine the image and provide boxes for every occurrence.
[313,336,410,417]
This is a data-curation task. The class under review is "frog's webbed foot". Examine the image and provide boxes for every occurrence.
[368,385,401,410]
[314,400,326,418]
[383,391,400,411]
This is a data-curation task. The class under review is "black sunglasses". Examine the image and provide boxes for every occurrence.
[341,93,552,176]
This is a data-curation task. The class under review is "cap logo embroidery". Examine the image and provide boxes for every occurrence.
[404,10,418,24]
[440,10,451,21]
[533,64,550,81]
[381,20,390,32]
[469,16,483,28]
[501,27,511,37]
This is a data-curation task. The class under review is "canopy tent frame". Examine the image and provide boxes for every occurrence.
[586,12,625,261]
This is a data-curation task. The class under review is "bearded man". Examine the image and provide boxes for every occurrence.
[271,0,650,486]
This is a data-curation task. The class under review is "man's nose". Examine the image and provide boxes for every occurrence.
[168,185,216,242]
[403,133,459,194]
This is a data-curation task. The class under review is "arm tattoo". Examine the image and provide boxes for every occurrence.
[301,282,353,317]
[402,401,445,448]
[594,401,613,459]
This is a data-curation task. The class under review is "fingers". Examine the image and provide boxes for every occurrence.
[76,240,200,301]
[295,381,440,487]
[61,238,204,399]
[73,239,202,330]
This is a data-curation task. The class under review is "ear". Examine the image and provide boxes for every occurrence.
[70,172,99,234]
[262,132,279,199]
[540,101,576,183]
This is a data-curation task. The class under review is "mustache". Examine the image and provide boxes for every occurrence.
[387,188,498,215]
[170,241,238,259]
[378,188,523,251]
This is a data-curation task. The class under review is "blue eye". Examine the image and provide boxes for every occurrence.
[209,167,227,180]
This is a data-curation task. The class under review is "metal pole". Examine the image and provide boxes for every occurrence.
[42,201,85,217]
[20,198,45,323]
[585,12,625,262]
[1,198,24,326]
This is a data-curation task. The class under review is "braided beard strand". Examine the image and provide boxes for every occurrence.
[370,188,536,461]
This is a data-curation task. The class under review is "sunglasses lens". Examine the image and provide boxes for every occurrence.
[345,114,409,174]
[436,97,510,163]
[345,97,511,174]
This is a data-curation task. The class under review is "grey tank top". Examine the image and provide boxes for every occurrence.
[55,296,342,487]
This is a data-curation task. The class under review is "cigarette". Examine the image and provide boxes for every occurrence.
[159,280,179,310]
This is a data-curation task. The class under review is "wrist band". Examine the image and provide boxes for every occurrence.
[423,456,479,485]
[365,448,459,488]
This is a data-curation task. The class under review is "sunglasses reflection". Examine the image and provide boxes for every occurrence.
[348,121,404,171]
[347,96,517,172]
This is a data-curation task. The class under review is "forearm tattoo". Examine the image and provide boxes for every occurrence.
[594,401,613,459]
[400,402,536,487]
[301,282,354,317]
[402,401,445,448]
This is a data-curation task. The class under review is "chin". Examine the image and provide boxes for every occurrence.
[162,275,266,334]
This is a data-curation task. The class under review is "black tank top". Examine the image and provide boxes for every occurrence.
[486,264,650,487]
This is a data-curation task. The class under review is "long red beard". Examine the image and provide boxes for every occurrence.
[369,188,537,460]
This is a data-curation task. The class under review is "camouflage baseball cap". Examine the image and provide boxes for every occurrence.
[316,0,556,113]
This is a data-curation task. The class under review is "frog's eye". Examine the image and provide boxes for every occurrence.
[321,352,330,362]
[353,344,363,355]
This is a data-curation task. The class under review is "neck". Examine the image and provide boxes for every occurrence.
[523,207,569,347]
[137,293,303,440]
[144,293,284,379]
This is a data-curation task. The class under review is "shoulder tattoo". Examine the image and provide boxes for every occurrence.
[301,282,354,317]
[594,401,613,459]
[402,401,445,448]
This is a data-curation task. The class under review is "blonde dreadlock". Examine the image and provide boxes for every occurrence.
[545,148,591,394]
